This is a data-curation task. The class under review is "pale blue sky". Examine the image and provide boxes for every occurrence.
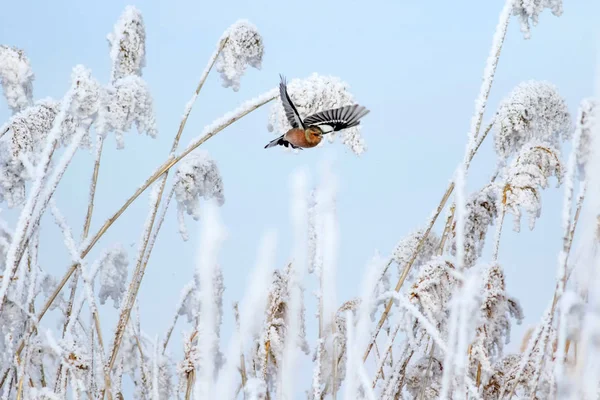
[1,0,599,395]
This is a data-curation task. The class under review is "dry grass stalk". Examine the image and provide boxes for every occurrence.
[104,37,231,378]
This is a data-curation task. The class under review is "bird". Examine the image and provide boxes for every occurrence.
[264,75,370,150]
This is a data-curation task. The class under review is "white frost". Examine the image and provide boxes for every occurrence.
[0,45,34,114]
[107,5,146,82]
[216,20,264,92]
[174,149,225,241]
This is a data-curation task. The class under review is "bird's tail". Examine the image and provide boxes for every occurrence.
[264,134,285,149]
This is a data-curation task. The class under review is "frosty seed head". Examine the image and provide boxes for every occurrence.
[0,45,34,114]
[107,5,147,82]
[493,80,571,164]
[216,20,264,92]
[512,0,563,39]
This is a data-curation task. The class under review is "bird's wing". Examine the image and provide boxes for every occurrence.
[279,75,305,130]
[304,104,370,133]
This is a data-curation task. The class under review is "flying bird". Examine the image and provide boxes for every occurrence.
[264,75,370,150]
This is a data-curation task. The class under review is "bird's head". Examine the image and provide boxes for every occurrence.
[306,126,323,142]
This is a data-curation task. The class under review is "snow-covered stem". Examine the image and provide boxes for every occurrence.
[364,122,493,363]
[105,183,163,373]
[171,37,228,154]
[492,206,506,261]
[455,0,514,271]
[49,201,112,397]
[161,280,194,353]
[55,134,105,391]
[142,184,176,268]
[83,135,105,239]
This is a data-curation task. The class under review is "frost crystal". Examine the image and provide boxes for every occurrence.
[512,0,563,39]
[216,20,264,91]
[267,73,367,154]
[0,45,34,114]
[448,185,499,268]
[494,81,571,163]
[174,149,225,241]
[97,75,157,148]
[98,244,129,308]
[107,5,146,81]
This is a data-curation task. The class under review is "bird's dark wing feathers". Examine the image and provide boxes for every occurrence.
[304,104,370,133]
[264,134,303,150]
[279,74,305,130]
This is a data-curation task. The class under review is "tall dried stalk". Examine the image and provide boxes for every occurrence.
[54,134,105,392]
[104,36,231,377]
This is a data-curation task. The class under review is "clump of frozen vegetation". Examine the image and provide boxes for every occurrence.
[216,20,264,92]
[0,2,597,399]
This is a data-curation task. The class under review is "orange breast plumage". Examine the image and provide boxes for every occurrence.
[284,128,320,148]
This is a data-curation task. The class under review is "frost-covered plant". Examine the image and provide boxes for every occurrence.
[469,264,523,381]
[408,256,458,336]
[96,75,157,148]
[392,228,439,277]
[494,80,571,164]
[173,149,225,241]
[500,143,563,231]
[216,20,264,91]
[107,5,146,82]
[267,73,368,154]
[512,0,563,39]
[254,265,309,390]
[0,46,34,114]
[97,244,129,308]
[448,185,498,268]
[0,1,592,399]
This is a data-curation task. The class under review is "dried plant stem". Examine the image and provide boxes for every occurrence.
[55,135,105,392]
[104,43,245,378]
[439,204,456,255]
[492,205,507,261]
[184,369,195,400]
[372,323,401,388]
[418,341,436,400]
